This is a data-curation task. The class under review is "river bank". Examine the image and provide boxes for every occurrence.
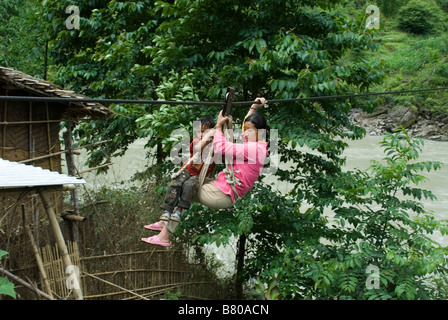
[350,106,448,141]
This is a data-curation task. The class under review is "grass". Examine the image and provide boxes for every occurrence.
[337,1,448,115]
[365,23,448,114]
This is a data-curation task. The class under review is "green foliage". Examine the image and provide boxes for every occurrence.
[253,277,280,300]
[42,0,386,297]
[36,0,385,173]
[162,289,183,300]
[4,0,448,301]
[436,0,448,12]
[375,0,407,17]
[0,0,48,77]
[37,0,398,299]
[0,250,16,299]
[256,128,448,299]
[397,0,446,35]
[135,71,204,154]
[364,27,448,114]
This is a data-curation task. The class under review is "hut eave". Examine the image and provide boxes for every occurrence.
[0,66,113,120]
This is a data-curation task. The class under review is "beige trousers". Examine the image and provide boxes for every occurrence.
[196,179,233,210]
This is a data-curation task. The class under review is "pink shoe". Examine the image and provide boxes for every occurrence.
[144,222,164,231]
[141,235,171,247]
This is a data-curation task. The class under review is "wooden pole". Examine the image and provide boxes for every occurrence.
[0,267,54,300]
[19,140,110,164]
[38,187,84,300]
[2,91,7,159]
[63,124,79,242]
[83,272,149,300]
[25,224,54,299]
[21,203,53,299]
[62,213,86,222]
[45,102,54,171]
[29,101,33,161]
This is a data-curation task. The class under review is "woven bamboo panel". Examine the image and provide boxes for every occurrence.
[40,241,81,300]
[0,99,62,172]
[79,247,228,300]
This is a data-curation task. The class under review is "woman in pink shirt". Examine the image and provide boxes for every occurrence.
[198,98,269,209]
[142,98,269,247]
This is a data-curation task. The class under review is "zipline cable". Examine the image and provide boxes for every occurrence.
[235,86,448,105]
[0,95,224,106]
[1,86,448,106]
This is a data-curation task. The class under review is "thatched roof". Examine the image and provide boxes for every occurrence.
[0,66,113,119]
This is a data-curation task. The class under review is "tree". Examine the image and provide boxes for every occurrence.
[144,0,385,297]
[397,0,446,35]
[0,0,48,77]
[258,128,448,299]
[40,0,176,169]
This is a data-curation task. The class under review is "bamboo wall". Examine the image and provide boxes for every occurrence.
[79,247,226,300]
[10,241,230,300]
[0,88,64,171]
[0,89,68,296]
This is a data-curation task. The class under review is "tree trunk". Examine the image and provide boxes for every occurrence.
[235,234,247,299]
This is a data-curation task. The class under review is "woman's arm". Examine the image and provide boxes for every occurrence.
[244,97,267,119]
[212,111,241,159]
[214,110,228,134]
[215,97,267,133]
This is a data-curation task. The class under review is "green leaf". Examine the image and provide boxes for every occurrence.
[0,277,16,299]
[0,250,8,260]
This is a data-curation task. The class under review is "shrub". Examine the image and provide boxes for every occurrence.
[436,0,448,12]
[397,0,446,35]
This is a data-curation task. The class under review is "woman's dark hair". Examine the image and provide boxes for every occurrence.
[245,113,270,142]
[198,115,216,129]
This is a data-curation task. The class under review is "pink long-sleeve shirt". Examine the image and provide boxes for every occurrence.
[212,130,268,202]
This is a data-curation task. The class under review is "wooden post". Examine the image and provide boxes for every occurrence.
[63,123,79,242]
[21,203,53,299]
[25,224,54,299]
[38,188,84,300]
[2,91,7,159]
[45,102,54,171]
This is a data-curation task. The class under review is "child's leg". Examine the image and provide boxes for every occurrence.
[167,176,199,233]
[177,175,200,211]
[159,171,191,220]
[167,207,183,233]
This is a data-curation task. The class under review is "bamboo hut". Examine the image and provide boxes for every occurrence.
[0,65,112,169]
[0,66,112,299]
[0,66,230,300]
